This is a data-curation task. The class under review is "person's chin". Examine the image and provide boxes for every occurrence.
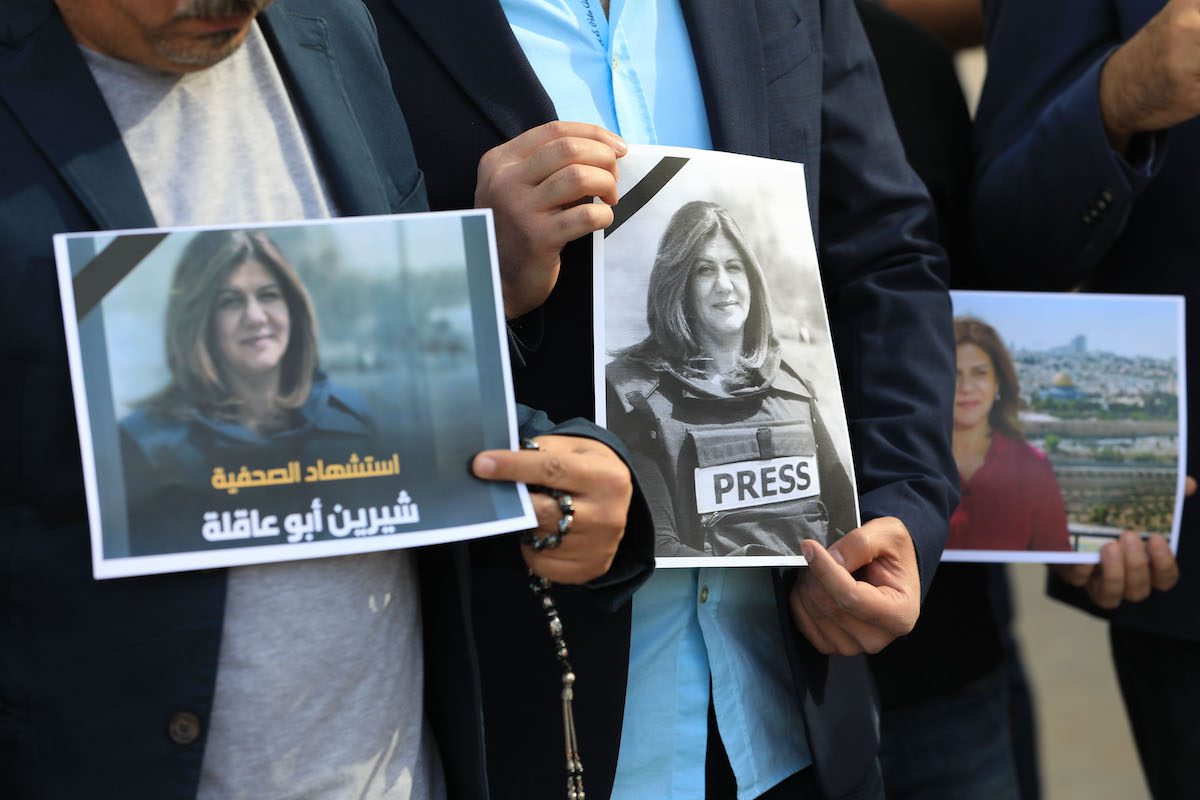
[716,316,747,335]
[233,354,283,376]
[954,415,986,431]
[152,29,250,69]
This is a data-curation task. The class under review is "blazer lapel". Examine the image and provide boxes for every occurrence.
[680,0,770,157]
[384,0,557,140]
[258,6,390,216]
[0,12,155,231]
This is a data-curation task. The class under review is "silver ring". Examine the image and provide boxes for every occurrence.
[557,513,574,536]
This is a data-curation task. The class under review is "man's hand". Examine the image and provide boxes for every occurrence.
[1100,0,1200,151]
[1053,475,1191,608]
[472,435,632,584]
[789,516,922,656]
[474,122,627,319]
[1053,531,1180,609]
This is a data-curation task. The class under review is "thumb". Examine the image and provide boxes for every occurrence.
[801,538,855,595]
[827,527,881,573]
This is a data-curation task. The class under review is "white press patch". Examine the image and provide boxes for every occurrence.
[694,455,820,513]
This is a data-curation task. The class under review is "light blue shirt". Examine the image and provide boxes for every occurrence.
[498,2,813,798]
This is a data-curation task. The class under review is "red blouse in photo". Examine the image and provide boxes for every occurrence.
[947,432,1071,551]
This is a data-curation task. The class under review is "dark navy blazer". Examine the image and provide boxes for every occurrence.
[365,1,960,797]
[974,0,1198,643]
[0,2,652,798]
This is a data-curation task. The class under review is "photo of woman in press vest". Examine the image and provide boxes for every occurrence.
[606,201,857,558]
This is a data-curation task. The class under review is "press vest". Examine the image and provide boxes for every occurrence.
[608,355,842,555]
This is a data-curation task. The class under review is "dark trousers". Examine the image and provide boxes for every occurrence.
[878,668,1021,800]
[1111,625,1200,800]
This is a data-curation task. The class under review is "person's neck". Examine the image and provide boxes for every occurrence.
[698,332,742,378]
[230,373,282,432]
[708,350,740,378]
[600,0,610,17]
[953,422,992,464]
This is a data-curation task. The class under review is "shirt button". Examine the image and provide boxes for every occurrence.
[612,54,619,70]
[167,711,202,746]
[699,585,709,604]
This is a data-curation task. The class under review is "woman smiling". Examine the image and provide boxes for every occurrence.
[607,201,856,558]
[151,230,323,430]
[117,229,376,554]
[946,317,1070,551]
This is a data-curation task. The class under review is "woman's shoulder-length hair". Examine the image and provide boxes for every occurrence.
[145,229,319,422]
[620,200,775,380]
[955,315,1023,440]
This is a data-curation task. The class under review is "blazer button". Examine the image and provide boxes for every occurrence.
[167,711,202,746]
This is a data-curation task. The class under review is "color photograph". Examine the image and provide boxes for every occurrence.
[944,291,1186,563]
[55,212,533,578]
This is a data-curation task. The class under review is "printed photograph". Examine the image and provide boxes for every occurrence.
[596,145,860,567]
[56,212,533,578]
[944,291,1186,563]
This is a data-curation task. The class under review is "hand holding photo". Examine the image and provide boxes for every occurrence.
[472,433,633,585]
[789,517,922,656]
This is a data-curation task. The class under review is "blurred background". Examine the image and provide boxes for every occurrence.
[1010,563,1147,799]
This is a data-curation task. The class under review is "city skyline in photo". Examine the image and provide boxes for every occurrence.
[952,291,1183,360]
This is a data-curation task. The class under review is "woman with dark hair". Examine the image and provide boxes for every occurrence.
[118,229,376,554]
[144,229,323,430]
[947,316,1070,550]
[607,200,856,557]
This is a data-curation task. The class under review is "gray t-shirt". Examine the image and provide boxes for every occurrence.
[83,25,444,800]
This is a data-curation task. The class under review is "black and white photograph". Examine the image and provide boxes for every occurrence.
[596,145,859,567]
[943,290,1186,564]
[55,212,534,579]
